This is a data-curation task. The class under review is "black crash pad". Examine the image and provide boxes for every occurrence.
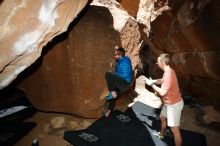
[64,106,207,146]
[0,122,36,146]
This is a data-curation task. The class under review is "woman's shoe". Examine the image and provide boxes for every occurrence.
[152,131,164,139]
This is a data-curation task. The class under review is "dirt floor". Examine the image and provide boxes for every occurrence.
[15,96,220,146]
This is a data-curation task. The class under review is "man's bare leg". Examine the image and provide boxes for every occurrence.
[171,127,182,146]
[160,115,167,137]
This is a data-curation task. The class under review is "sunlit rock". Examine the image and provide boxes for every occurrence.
[137,0,171,36]
[128,75,162,108]
[91,0,130,32]
[0,0,89,89]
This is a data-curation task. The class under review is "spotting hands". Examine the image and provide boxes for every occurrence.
[144,77,156,86]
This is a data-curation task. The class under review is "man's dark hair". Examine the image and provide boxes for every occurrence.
[116,47,126,56]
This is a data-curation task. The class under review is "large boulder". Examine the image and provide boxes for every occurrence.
[19,6,121,118]
[0,0,89,89]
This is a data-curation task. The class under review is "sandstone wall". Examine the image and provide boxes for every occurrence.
[0,0,89,89]
[141,0,220,108]
[19,6,121,118]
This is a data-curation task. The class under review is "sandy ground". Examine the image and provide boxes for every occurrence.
[15,97,220,146]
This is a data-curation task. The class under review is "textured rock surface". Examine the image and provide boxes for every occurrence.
[19,5,121,118]
[0,0,89,89]
[1,0,142,118]
[120,18,141,69]
[116,0,140,17]
[140,0,220,109]
[91,0,142,69]
[137,0,171,36]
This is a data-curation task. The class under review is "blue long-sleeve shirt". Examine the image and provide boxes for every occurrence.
[114,56,133,83]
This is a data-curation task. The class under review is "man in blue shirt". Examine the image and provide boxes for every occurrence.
[104,47,133,117]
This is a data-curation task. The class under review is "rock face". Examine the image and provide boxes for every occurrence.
[128,75,162,108]
[116,0,140,17]
[1,0,142,118]
[0,0,89,89]
[117,0,220,109]
[19,5,121,118]
[91,0,142,69]
[140,0,220,108]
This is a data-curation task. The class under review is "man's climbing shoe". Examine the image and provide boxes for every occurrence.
[105,93,113,100]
